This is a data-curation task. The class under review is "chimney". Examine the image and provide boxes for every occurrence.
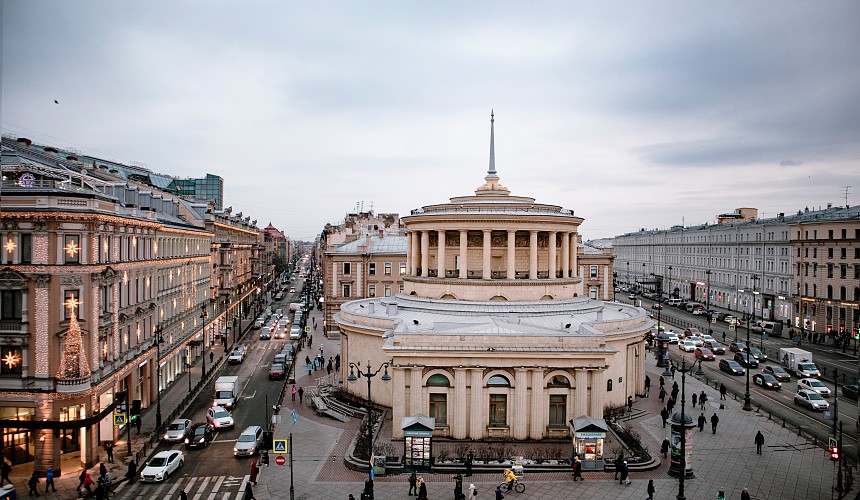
[596,309,604,322]
[368,302,375,314]
[16,137,32,148]
[387,303,398,316]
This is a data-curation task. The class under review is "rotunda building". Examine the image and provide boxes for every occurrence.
[335,115,650,441]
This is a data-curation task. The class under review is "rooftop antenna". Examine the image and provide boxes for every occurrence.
[842,186,852,207]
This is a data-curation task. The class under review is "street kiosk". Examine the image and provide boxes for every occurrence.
[570,416,608,470]
[402,414,435,472]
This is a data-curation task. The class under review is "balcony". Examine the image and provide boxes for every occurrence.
[56,376,92,394]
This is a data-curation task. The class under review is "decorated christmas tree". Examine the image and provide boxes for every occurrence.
[57,299,90,380]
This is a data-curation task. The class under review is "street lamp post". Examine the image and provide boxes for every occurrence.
[667,266,673,299]
[347,360,391,500]
[670,358,697,499]
[153,324,165,430]
[705,270,712,339]
[627,262,630,288]
[200,306,208,377]
[743,275,759,411]
[186,348,192,393]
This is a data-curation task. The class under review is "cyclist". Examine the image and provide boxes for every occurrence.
[504,468,517,491]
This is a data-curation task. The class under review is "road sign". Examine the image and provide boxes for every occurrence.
[227,320,234,328]
[114,414,126,426]
[291,409,298,425]
[275,455,287,466]
[729,324,735,332]
[273,439,288,454]
[304,326,311,333]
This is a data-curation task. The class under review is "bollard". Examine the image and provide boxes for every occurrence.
[798,426,802,436]
[768,411,772,420]
[782,419,786,428]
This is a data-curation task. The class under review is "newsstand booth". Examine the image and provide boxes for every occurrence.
[570,416,607,470]
[402,414,435,472]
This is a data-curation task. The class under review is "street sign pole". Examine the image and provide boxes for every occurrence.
[289,433,295,500]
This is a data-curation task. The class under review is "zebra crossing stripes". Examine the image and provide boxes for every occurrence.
[113,475,249,499]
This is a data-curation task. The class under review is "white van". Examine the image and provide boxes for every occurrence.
[667,298,682,307]
[289,325,301,340]
[685,302,704,312]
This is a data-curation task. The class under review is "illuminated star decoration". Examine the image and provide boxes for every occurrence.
[3,350,21,369]
[64,240,80,257]
[5,240,16,254]
[64,296,80,312]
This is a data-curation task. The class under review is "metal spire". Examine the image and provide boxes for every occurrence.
[487,110,497,177]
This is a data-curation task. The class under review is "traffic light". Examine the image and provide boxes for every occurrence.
[831,444,839,461]
[115,391,127,404]
[131,399,142,417]
[263,431,273,450]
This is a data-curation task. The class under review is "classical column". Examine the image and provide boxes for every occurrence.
[391,367,406,438]
[548,231,557,279]
[513,368,529,440]
[420,231,429,277]
[561,232,570,278]
[459,230,468,279]
[529,231,538,279]
[410,367,423,416]
[332,262,338,298]
[482,229,492,279]
[574,369,589,418]
[405,230,412,276]
[469,369,483,438]
[437,230,446,278]
[507,230,516,279]
[589,370,606,417]
[34,275,50,378]
[453,368,469,439]
[410,231,420,276]
[529,370,545,439]
[570,232,578,276]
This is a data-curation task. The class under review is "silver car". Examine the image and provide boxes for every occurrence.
[206,406,234,429]
[163,419,191,443]
[233,425,263,457]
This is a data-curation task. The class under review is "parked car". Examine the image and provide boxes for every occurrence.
[206,406,234,430]
[679,340,696,352]
[797,378,831,397]
[719,359,745,376]
[753,373,782,390]
[842,385,859,401]
[253,317,265,329]
[269,363,286,380]
[234,426,264,457]
[140,450,184,482]
[185,423,215,449]
[694,347,715,361]
[163,419,192,443]
[734,352,759,368]
[705,341,725,355]
[794,389,829,411]
[763,365,791,382]
[729,341,747,353]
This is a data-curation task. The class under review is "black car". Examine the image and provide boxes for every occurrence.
[719,359,745,376]
[734,352,759,368]
[729,342,747,353]
[753,373,782,390]
[843,385,859,401]
[185,423,215,449]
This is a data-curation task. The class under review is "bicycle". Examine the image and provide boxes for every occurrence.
[499,479,525,493]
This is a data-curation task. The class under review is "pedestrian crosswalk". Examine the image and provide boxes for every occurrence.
[113,474,250,499]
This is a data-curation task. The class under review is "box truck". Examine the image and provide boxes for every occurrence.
[779,348,820,377]
[214,376,239,409]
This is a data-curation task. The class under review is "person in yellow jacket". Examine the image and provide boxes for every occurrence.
[504,468,517,490]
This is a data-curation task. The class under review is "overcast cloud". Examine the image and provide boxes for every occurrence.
[2,1,858,240]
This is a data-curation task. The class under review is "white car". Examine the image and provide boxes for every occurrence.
[798,378,831,397]
[701,335,716,344]
[794,389,829,411]
[163,419,191,443]
[666,333,680,345]
[140,450,184,482]
[207,406,234,429]
[228,349,245,364]
[679,340,696,352]
[688,336,704,347]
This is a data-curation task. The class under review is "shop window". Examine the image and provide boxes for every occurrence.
[489,394,507,425]
[549,395,566,426]
[0,290,23,321]
[429,393,447,425]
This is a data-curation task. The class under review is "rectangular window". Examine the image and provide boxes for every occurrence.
[343,262,351,275]
[20,234,32,264]
[63,290,81,319]
[384,263,392,276]
[841,264,847,279]
[590,265,598,278]
[489,394,507,426]
[342,284,351,298]
[0,290,23,320]
[400,263,407,275]
[368,284,376,297]
[549,395,566,426]
[828,264,834,278]
[429,393,447,425]
[399,284,404,293]
[384,284,391,297]
[841,248,846,259]
[64,235,81,264]
[828,248,834,259]
[0,346,23,375]
[368,263,376,276]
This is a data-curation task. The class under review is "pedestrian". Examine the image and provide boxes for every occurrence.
[45,467,56,493]
[305,355,311,367]
[659,375,665,388]
[319,344,324,357]
[716,489,727,500]
[349,495,355,500]
[417,477,428,500]
[126,459,137,485]
[244,481,256,500]
[471,484,479,498]
[291,385,297,401]
[722,331,726,342]
[619,460,630,485]
[627,396,633,413]
[307,363,313,376]
[692,393,698,408]
[105,441,114,463]
[78,469,87,490]
[134,415,142,435]
[572,456,583,481]
[453,472,464,499]
[209,351,214,365]
[28,471,39,496]
[660,407,669,428]
[659,386,666,402]
[614,454,623,479]
[700,391,707,410]
[711,413,719,434]
[465,450,473,477]
[309,334,313,347]
[647,479,655,500]
[180,490,188,500]
[408,470,418,496]
[644,375,651,396]
[670,364,676,379]
[249,460,259,485]
[99,462,107,478]
[81,471,94,496]
[741,488,751,500]
[661,438,670,459]
[335,353,341,372]
[666,397,675,414]
[1,460,11,486]
[326,360,332,376]
[697,413,706,432]
[719,383,727,400]
[298,386,304,404]
[496,484,506,499]
[755,431,765,454]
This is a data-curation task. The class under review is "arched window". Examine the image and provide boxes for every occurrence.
[840,287,846,300]
[547,375,571,388]
[426,374,450,387]
[487,375,510,387]
[827,285,833,299]
[606,379,613,392]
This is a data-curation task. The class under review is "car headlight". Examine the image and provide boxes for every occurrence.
[185,438,190,444]
[164,434,171,440]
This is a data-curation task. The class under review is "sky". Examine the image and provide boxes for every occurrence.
[2,1,859,241]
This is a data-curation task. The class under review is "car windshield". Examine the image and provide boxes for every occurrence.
[271,364,284,370]
[213,410,229,419]
[238,434,257,442]
[168,422,185,431]
[700,349,711,355]
[193,427,206,436]
[762,375,776,381]
[148,457,167,467]
[799,363,817,370]
[215,391,233,399]
[807,392,825,401]
[808,380,824,387]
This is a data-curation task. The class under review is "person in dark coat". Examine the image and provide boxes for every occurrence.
[697,413,706,432]
[417,477,428,500]
[104,442,114,463]
[741,488,752,500]
[699,391,707,410]
[572,456,583,481]
[28,471,39,496]
[661,438,670,458]
[298,386,304,404]
[126,459,137,485]
[465,451,473,477]
[719,383,727,400]
[99,462,107,478]
[691,393,697,408]
[0,461,11,487]
[661,407,669,428]
[711,413,720,434]
[78,469,87,490]
[627,396,634,412]
[644,375,651,396]
[408,471,417,495]
[179,490,188,500]
[244,481,255,500]
[755,431,765,454]
[619,460,629,485]
[658,386,666,401]
[647,479,655,500]
[453,472,464,499]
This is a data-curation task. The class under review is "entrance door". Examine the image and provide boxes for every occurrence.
[2,428,34,465]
